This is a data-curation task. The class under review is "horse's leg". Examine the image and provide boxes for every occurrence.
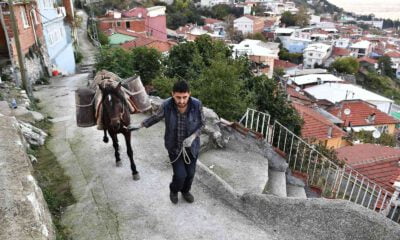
[109,131,121,167]
[103,129,109,143]
[124,130,139,180]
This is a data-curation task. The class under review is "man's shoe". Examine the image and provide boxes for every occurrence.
[182,192,194,203]
[170,191,178,204]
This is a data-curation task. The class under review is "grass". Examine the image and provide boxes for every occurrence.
[31,121,76,240]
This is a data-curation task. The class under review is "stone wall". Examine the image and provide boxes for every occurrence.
[0,115,55,240]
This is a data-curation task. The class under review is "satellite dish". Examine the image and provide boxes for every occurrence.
[372,130,381,139]
[287,79,293,85]
[295,86,301,92]
[343,108,351,115]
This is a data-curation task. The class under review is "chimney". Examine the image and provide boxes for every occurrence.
[367,113,376,123]
[327,126,333,138]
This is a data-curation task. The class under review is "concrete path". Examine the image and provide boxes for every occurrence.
[76,10,97,65]
[35,75,280,240]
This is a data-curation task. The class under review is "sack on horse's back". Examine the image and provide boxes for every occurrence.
[75,87,96,127]
[122,75,151,113]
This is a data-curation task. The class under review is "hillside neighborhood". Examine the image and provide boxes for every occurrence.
[1,0,400,239]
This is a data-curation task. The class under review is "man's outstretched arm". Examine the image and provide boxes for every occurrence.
[129,104,165,131]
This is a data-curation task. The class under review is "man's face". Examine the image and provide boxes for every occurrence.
[172,91,190,109]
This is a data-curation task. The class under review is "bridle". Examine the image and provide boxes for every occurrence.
[101,90,129,128]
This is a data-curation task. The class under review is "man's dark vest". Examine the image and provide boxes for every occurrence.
[163,97,202,158]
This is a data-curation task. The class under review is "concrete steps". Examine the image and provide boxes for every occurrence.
[265,170,287,197]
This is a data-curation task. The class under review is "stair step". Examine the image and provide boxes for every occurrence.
[265,170,287,197]
[287,184,307,198]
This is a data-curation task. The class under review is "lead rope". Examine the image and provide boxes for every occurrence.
[169,146,191,165]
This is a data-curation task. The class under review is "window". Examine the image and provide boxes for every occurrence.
[309,53,313,56]
[20,7,29,28]
[48,26,64,46]
[117,21,121,27]
[44,0,54,9]
[126,21,130,29]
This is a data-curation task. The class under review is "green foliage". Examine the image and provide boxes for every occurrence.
[330,57,359,74]
[280,8,309,27]
[279,47,303,64]
[74,50,83,64]
[378,56,396,79]
[280,11,296,26]
[130,47,163,85]
[192,56,250,120]
[98,30,109,45]
[166,0,203,29]
[315,143,345,167]
[249,76,303,135]
[351,130,396,147]
[152,75,176,98]
[246,32,266,42]
[95,46,162,84]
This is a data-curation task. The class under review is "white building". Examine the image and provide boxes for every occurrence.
[350,40,372,58]
[231,39,280,78]
[334,38,351,49]
[200,0,231,7]
[304,83,394,113]
[385,51,400,70]
[289,74,344,87]
[234,16,264,35]
[303,43,332,68]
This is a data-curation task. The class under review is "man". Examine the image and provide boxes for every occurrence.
[129,81,205,204]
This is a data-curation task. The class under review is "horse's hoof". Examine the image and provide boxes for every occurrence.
[132,173,140,181]
[116,161,122,167]
[103,136,109,143]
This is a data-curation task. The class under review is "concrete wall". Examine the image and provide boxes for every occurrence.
[196,159,400,240]
[0,115,55,240]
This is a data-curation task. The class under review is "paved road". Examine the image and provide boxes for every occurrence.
[35,74,280,240]
[76,10,97,65]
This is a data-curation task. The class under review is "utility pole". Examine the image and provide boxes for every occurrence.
[8,0,32,98]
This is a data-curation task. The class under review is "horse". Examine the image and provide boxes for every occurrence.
[98,82,140,180]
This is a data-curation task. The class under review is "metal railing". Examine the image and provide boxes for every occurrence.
[239,108,400,223]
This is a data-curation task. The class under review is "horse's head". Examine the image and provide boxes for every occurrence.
[99,82,127,132]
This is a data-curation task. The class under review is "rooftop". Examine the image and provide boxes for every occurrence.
[351,40,371,49]
[327,100,399,127]
[108,33,136,45]
[292,102,347,140]
[336,144,400,192]
[304,43,331,53]
[304,83,393,105]
[289,74,344,86]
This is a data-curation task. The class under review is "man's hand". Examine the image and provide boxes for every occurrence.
[183,134,196,148]
[128,123,143,131]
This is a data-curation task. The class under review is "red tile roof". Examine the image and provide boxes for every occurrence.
[292,102,347,140]
[357,56,378,65]
[327,100,399,127]
[336,144,400,192]
[286,85,312,102]
[332,47,351,57]
[204,18,222,25]
[121,37,176,53]
[385,51,400,58]
[274,59,298,69]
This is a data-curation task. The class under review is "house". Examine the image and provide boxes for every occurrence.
[350,40,372,58]
[384,51,400,70]
[280,29,312,53]
[37,0,76,75]
[273,59,298,73]
[231,39,279,78]
[303,43,332,68]
[292,102,348,149]
[98,6,167,41]
[327,100,399,134]
[331,47,351,58]
[234,15,265,35]
[0,0,52,84]
[336,144,400,193]
[334,38,351,49]
[200,0,231,7]
[304,83,394,114]
[357,56,378,70]
[289,73,344,88]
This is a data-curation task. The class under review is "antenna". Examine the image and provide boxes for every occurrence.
[372,130,381,139]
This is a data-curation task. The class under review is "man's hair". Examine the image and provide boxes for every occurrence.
[172,81,190,93]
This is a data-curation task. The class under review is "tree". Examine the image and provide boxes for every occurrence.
[98,30,109,45]
[95,46,134,78]
[378,56,396,79]
[330,57,359,74]
[279,47,303,64]
[130,47,163,85]
[249,76,303,135]
[280,11,296,27]
[295,6,309,27]
[246,32,266,42]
